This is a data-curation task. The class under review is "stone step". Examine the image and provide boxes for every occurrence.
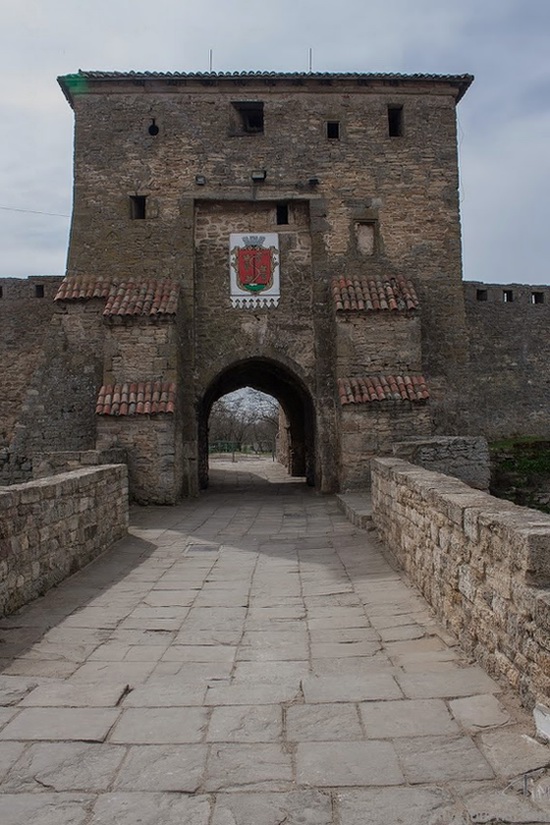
[336,493,374,530]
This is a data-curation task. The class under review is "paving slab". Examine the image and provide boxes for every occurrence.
[0,742,27,781]
[0,459,546,821]
[394,735,495,783]
[113,745,208,791]
[296,740,403,786]
[449,693,511,732]
[359,698,459,738]
[0,707,120,742]
[286,702,363,741]
[396,667,501,699]
[479,728,550,778]
[203,743,293,791]
[301,673,402,702]
[20,682,129,707]
[464,787,550,823]
[89,792,211,825]
[211,790,334,825]
[1,793,94,825]
[109,707,208,743]
[336,786,459,825]
[207,704,282,742]
[2,742,126,792]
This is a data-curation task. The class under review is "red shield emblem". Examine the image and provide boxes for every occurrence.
[237,247,273,292]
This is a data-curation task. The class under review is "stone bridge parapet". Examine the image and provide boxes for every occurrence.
[0,465,128,616]
[372,456,550,708]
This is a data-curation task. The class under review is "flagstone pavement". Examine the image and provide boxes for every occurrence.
[1,458,549,824]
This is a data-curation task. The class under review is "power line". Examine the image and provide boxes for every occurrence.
[0,205,70,218]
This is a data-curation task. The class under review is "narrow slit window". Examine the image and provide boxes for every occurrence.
[35,284,44,298]
[388,105,403,137]
[327,121,340,140]
[0,286,3,298]
[503,290,513,303]
[130,195,147,220]
[232,101,264,134]
[276,203,289,225]
[476,289,488,302]
[532,292,544,304]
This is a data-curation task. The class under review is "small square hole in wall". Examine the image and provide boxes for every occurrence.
[388,105,403,137]
[130,195,147,220]
[503,289,514,303]
[327,121,340,140]
[35,284,44,298]
[232,101,264,134]
[276,203,289,225]
[532,291,545,304]
[476,289,488,301]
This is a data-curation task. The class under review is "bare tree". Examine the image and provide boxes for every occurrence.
[209,389,278,454]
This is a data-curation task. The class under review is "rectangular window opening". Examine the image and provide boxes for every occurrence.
[0,286,3,298]
[276,203,289,225]
[35,284,45,298]
[388,105,403,137]
[130,195,147,220]
[327,121,340,140]
[232,101,264,134]
[476,289,488,302]
[503,290,514,303]
[532,291,545,304]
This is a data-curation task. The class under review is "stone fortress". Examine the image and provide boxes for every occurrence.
[1,69,549,504]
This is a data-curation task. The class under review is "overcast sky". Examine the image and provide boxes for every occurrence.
[1,0,549,284]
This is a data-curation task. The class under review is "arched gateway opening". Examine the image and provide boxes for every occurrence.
[199,358,315,489]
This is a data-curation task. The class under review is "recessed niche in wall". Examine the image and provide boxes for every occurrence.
[388,105,403,137]
[231,101,264,134]
[130,195,147,220]
[476,289,488,302]
[355,221,377,256]
[327,121,340,140]
[276,203,289,225]
[35,284,45,298]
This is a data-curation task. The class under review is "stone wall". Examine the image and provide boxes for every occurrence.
[464,281,550,438]
[392,435,490,490]
[0,450,32,486]
[336,312,422,376]
[10,300,105,459]
[0,277,62,445]
[96,417,178,504]
[33,448,127,479]
[371,456,550,707]
[0,465,128,616]
[340,403,431,489]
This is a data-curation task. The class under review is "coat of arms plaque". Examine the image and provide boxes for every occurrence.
[229,233,280,308]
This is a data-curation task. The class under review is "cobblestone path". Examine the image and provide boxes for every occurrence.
[0,459,549,824]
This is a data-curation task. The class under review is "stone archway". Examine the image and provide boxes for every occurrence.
[198,357,315,490]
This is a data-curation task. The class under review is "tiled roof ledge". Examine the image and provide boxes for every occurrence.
[338,375,429,405]
[55,276,179,317]
[96,381,176,416]
[332,276,419,312]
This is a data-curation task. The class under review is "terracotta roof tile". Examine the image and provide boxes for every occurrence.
[96,381,176,416]
[55,276,111,301]
[55,276,179,316]
[332,276,419,312]
[338,375,429,405]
